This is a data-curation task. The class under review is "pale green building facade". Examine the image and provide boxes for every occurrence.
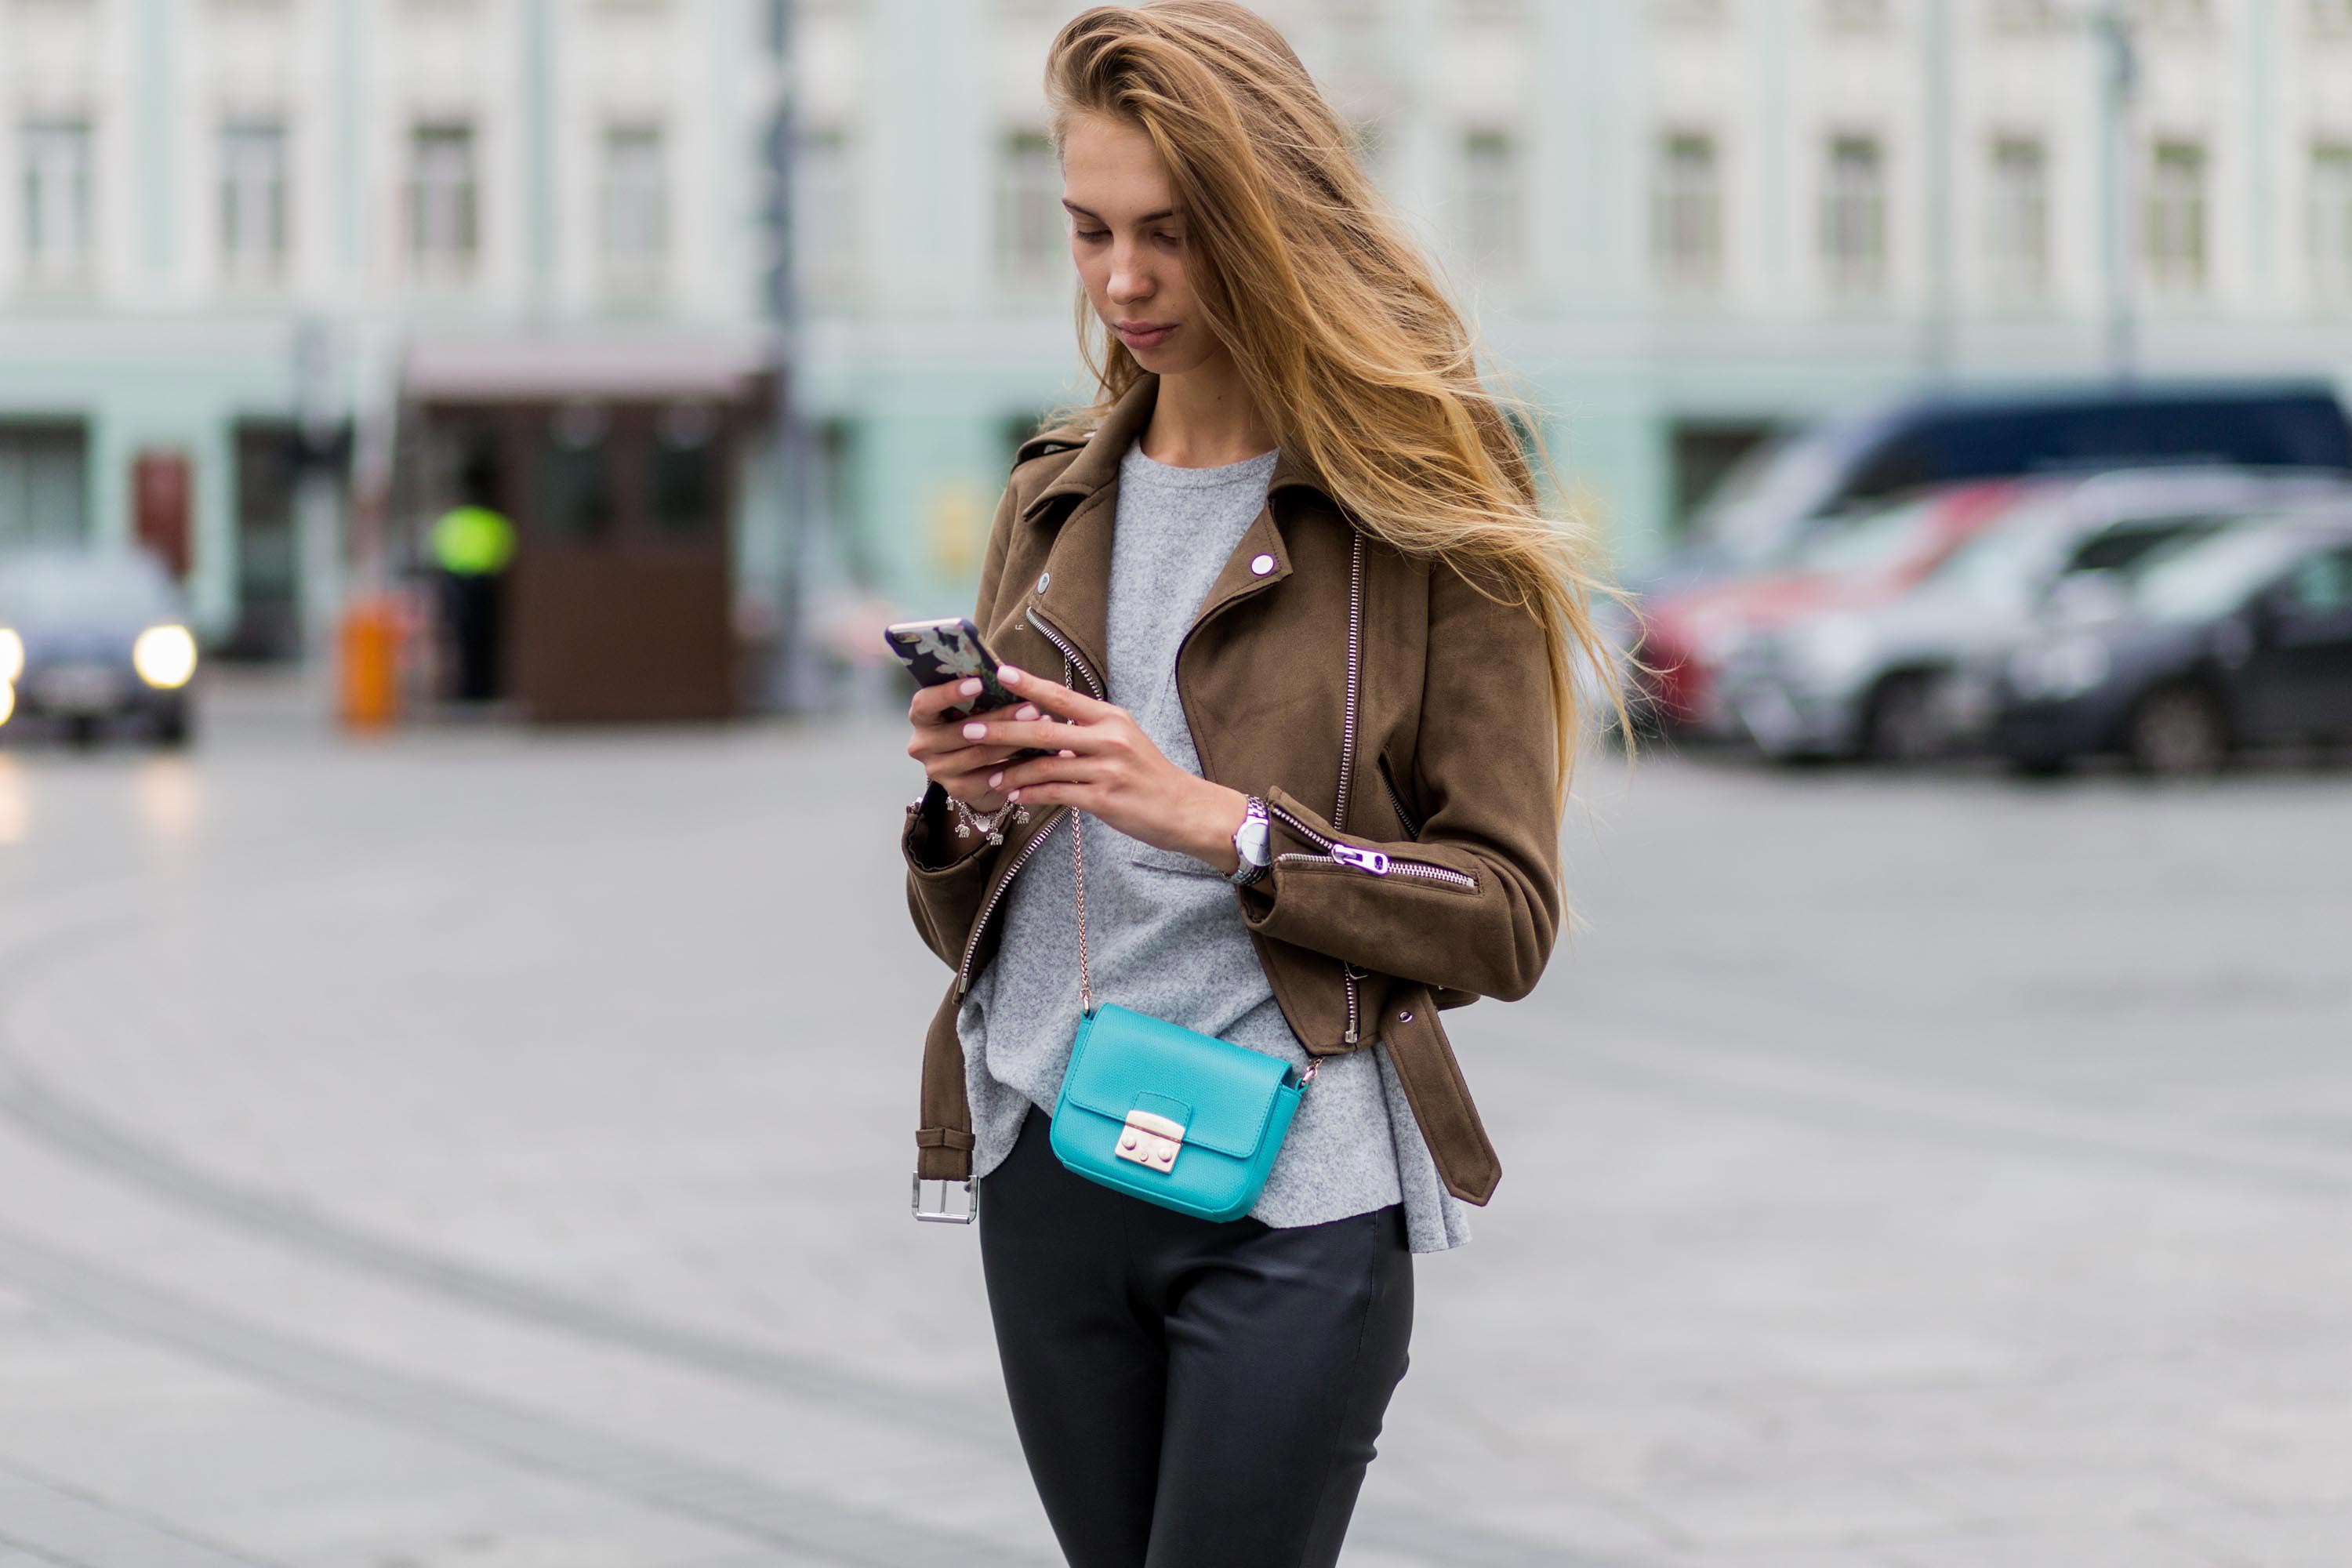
[7,0,2352,659]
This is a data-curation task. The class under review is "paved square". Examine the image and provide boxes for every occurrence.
[0,681,2347,1566]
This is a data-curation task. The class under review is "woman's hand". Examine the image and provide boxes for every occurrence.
[962,666,1248,873]
[906,678,1036,814]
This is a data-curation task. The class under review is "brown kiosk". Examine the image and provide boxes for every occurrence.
[397,335,769,724]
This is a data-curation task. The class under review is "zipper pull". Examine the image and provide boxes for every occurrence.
[1330,844,1390,875]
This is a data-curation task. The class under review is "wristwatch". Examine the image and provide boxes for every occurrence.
[1229,795,1272,886]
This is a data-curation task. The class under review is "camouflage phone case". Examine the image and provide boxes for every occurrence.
[884,618,1022,721]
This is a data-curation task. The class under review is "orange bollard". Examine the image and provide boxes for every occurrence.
[338,595,401,731]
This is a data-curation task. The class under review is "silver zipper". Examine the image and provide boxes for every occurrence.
[1269,801,1478,891]
[1025,608,1105,699]
[1334,532,1364,835]
[949,608,1105,998]
[1332,534,1367,1037]
[1377,755,1421,839]
[956,807,1069,994]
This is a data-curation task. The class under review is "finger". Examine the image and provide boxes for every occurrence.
[936,745,1025,779]
[996,666,1117,724]
[989,754,1106,794]
[910,704,1039,759]
[998,779,1094,810]
[909,677,985,723]
[957,717,1106,754]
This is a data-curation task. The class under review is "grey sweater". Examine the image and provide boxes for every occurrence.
[957,439,1471,1254]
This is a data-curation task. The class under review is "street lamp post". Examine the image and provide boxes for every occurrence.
[766,0,822,715]
[2087,2,2139,382]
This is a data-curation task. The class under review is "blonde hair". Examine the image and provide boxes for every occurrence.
[1040,0,1633,801]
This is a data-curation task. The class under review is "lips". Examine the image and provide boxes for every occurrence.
[1116,322,1175,349]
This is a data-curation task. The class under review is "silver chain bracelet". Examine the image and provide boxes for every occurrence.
[950,796,1014,844]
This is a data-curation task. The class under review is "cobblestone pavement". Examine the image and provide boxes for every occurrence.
[0,677,2349,1567]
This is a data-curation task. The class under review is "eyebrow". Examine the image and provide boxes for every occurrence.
[1061,200,1178,224]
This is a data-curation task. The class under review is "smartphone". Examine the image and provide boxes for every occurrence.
[884,616,1025,722]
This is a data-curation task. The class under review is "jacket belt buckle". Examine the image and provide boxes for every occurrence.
[1115,1109,1185,1174]
[911,1174,978,1224]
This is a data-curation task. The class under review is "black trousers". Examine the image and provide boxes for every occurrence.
[978,1106,1414,1568]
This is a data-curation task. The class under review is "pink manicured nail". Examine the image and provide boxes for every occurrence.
[1000,666,1025,684]
[1006,789,1022,802]
[962,722,987,740]
[1015,705,1039,720]
[988,771,1004,789]
[958,678,982,696]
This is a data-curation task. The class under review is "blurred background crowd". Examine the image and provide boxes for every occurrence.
[3,0,2350,771]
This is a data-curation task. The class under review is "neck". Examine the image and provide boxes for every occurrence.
[1137,358,1276,469]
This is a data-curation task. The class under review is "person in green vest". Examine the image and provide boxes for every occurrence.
[431,498,517,702]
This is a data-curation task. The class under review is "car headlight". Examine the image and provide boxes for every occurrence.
[0,628,21,684]
[2008,637,2110,700]
[132,625,199,690]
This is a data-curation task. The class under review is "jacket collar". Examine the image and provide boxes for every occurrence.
[1019,372,1332,524]
[1020,372,1318,695]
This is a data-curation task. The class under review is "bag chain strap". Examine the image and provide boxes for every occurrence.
[1073,735,1094,1014]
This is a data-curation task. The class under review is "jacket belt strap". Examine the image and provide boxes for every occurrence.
[1370,987,1501,1205]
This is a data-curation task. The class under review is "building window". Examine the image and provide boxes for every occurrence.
[220,121,289,285]
[996,131,1062,282]
[600,125,667,298]
[1986,134,2049,296]
[1655,0,1729,25]
[2314,143,2352,299]
[1461,129,1525,274]
[2145,139,2206,293]
[797,125,855,294]
[409,124,478,281]
[1821,132,1886,295]
[1653,131,1723,290]
[0,425,89,546]
[1823,0,1889,31]
[20,120,93,285]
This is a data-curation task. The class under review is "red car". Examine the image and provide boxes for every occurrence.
[1635,481,2027,731]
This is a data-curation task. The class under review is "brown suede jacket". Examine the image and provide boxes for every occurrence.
[902,372,1563,1205]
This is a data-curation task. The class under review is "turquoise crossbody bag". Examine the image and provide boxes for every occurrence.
[1045,802,1312,1222]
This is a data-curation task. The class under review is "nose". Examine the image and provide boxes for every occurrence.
[1107,238,1152,306]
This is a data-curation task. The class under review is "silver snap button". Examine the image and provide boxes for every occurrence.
[1036,571,1051,593]
[1250,553,1276,576]
[1398,1010,1414,1022]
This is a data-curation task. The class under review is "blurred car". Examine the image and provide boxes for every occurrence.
[1988,513,2352,775]
[1665,379,2352,587]
[0,546,201,747]
[1714,467,2352,762]
[1636,480,2024,735]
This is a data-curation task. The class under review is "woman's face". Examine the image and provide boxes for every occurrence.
[1060,112,1223,376]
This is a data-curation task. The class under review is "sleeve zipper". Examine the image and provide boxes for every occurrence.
[1267,800,1479,892]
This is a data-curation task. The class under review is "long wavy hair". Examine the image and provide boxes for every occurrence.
[1040,0,1632,800]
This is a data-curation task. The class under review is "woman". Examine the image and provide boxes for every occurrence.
[899,5,1624,1564]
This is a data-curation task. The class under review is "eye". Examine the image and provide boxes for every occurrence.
[1073,227,1109,241]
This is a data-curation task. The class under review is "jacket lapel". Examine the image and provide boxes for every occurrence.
[1021,376,1158,688]
[1020,372,1343,684]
